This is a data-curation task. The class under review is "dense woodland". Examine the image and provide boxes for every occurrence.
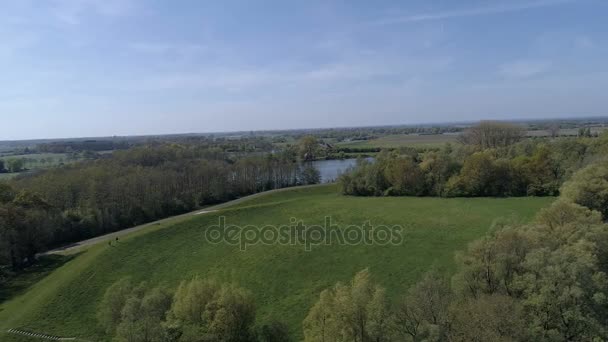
[0,143,321,276]
[339,122,608,198]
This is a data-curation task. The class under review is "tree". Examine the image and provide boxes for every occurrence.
[547,123,561,138]
[445,151,512,197]
[394,271,451,341]
[0,183,15,204]
[168,278,256,342]
[419,149,460,196]
[303,289,338,342]
[535,199,602,231]
[303,269,391,342]
[579,127,592,137]
[447,295,528,342]
[257,321,291,342]
[6,158,25,173]
[0,159,6,173]
[298,136,320,161]
[338,157,391,196]
[115,285,172,342]
[98,277,135,334]
[383,157,424,196]
[458,121,526,149]
[561,161,608,219]
[513,145,561,196]
[299,164,321,185]
[453,227,531,298]
[0,191,53,270]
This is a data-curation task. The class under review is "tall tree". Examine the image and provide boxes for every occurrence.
[458,121,526,149]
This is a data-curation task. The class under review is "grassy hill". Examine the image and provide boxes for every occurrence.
[0,185,553,341]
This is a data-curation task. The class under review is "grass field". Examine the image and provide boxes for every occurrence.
[527,127,608,137]
[337,134,459,149]
[0,185,553,341]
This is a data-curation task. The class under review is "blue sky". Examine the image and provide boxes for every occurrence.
[1,0,607,139]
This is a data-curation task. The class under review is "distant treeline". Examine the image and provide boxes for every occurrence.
[33,135,279,155]
[335,146,383,154]
[339,122,607,197]
[36,140,131,153]
[296,126,463,142]
[0,143,318,272]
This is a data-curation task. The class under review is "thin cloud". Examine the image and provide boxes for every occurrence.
[499,60,552,79]
[51,0,136,25]
[374,0,574,25]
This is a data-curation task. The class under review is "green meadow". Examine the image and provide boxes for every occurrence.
[0,185,553,341]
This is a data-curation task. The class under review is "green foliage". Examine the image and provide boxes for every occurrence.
[458,121,526,149]
[5,158,25,173]
[561,161,608,219]
[0,183,16,204]
[97,277,134,335]
[298,136,321,161]
[0,189,54,270]
[298,164,321,185]
[167,278,256,342]
[393,271,452,341]
[98,278,173,342]
[450,199,608,341]
[447,294,527,342]
[2,144,301,267]
[303,269,391,342]
[99,277,256,342]
[341,135,599,198]
[115,285,172,342]
[256,321,291,342]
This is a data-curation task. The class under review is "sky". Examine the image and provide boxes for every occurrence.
[1,0,607,140]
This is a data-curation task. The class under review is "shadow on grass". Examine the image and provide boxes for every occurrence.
[0,253,81,304]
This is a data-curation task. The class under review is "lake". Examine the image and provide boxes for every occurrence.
[309,158,362,182]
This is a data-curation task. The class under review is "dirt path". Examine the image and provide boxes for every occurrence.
[44,184,326,255]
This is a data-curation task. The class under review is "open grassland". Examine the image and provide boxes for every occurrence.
[0,185,553,341]
[338,134,459,149]
[337,127,608,149]
[0,153,72,168]
[527,126,608,137]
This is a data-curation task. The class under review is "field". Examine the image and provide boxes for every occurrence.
[334,127,608,150]
[337,134,459,149]
[527,126,608,137]
[0,185,553,341]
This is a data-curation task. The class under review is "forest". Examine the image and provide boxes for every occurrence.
[0,142,320,274]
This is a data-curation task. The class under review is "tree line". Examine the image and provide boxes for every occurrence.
[0,143,319,274]
[339,122,607,197]
[97,277,286,342]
